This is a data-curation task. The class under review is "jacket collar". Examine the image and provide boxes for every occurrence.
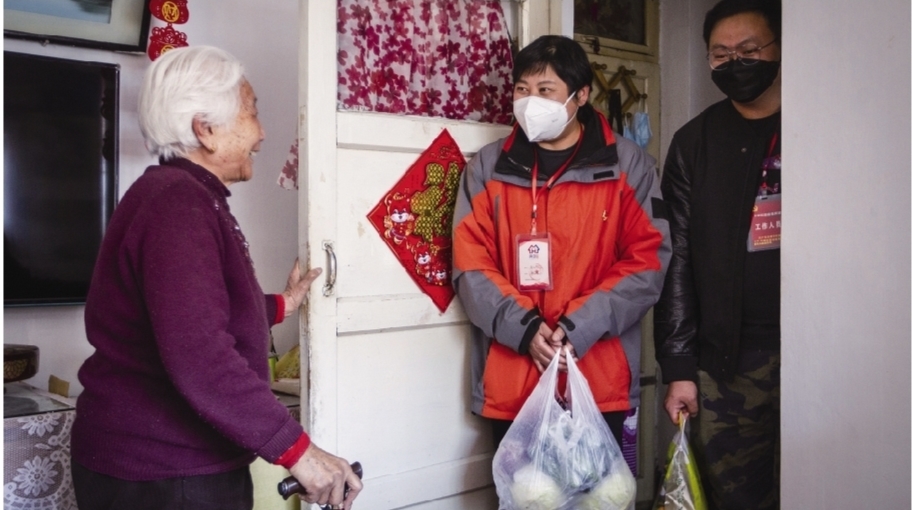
[160,157,231,199]
[494,104,619,179]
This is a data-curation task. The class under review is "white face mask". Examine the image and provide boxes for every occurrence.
[513,92,577,143]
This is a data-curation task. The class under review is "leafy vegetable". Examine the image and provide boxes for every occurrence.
[510,463,563,510]
[576,468,637,510]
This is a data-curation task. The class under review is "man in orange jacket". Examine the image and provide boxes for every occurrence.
[452,35,671,447]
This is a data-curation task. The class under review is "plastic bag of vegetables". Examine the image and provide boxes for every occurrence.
[651,413,707,510]
[492,347,636,510]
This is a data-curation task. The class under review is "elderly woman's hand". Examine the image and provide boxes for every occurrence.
[288,443,362,509]
[281,258,323,318]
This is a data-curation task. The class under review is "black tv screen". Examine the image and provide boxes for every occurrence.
[4,51,119,306]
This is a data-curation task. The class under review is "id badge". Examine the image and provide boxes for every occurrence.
[747,194,781,252]
[516,233,553,291]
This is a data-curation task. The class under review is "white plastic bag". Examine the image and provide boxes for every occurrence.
[492,348,636,510]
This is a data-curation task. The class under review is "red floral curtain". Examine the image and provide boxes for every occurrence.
[337,0,514,123]
[279,0,514,189]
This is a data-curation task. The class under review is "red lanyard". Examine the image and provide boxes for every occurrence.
[766,131,778,159]
[760,131,779,187]
[530,127,584,234]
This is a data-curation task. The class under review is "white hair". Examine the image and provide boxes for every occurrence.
[138,46,245,160]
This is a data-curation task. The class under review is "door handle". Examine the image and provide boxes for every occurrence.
[322,240,337,297]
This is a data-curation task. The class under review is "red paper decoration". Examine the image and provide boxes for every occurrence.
[278,139,298,190]
[148,25,189,61]
[149,0,189,24]
[148,0,190,61]
[367,129,466,313]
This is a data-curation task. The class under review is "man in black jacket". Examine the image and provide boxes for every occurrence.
[654,1,782,509]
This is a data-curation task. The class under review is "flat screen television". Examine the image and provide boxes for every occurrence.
[4,51,119,307]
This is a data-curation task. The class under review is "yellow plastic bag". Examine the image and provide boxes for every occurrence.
[652,414,707,510]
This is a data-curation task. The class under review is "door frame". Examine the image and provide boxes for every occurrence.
[297,0,340,448]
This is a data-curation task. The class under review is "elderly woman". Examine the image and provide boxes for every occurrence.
[70,46,361,510]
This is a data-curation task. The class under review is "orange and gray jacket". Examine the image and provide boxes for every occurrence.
[452,105,671,420]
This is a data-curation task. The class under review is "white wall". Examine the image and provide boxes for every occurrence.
[780,1,910,507]
[3,1,300,395]
[658,0,722,168]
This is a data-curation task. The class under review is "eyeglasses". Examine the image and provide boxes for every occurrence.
[707,39,778,70]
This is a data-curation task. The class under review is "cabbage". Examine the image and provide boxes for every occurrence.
[575,469,637,510]
[510,463,564,510]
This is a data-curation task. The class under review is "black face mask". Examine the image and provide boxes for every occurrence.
[711,59,780,103]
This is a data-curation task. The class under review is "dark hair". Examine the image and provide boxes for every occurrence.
[512,35,593,95]
[703,0,781,46]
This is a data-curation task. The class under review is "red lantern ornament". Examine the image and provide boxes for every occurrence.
[148,25,189,61]
[149,0,189,24]
[147,0,190,61]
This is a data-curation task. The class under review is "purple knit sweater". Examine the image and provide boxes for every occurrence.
[71,158,304,480]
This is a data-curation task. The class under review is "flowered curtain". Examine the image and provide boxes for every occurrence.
[279,0,515,190]
[338,0,514,122]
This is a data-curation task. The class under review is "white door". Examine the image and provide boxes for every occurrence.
[297,3,511,509]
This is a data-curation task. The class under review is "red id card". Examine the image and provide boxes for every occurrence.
[747,194,781,252]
